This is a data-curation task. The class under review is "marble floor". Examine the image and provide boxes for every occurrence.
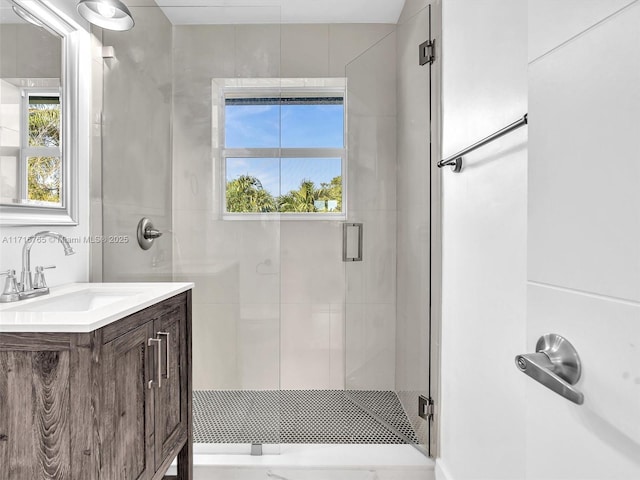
[168,444,435,480]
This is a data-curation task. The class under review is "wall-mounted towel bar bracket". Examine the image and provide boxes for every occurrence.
[441,157,463,172]
[439,114,528,173]
[515,333,584,405]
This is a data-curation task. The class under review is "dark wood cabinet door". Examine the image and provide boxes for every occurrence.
[153,302,188,470]
[99,322,154,480]
[0,348,71,480]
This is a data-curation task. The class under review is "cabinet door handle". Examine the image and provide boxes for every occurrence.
[148,337,162,389]
[157,331,170,380]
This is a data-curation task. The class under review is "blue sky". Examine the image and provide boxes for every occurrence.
[225,103,343,195]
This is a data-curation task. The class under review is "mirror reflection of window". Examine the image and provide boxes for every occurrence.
[0,6,62,208]
[26,92,62,205]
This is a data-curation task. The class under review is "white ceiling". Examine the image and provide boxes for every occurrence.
[0,0,406,28]
[152,0,406,25]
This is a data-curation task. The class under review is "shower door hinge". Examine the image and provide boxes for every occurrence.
[419,395,435,420]
[419,39,436,65]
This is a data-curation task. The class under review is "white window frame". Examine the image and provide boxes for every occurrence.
[19,88,62,205]
[219,81,347,221]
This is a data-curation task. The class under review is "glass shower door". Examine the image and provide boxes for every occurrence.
[173,74,284,449]
[344,3,433,455]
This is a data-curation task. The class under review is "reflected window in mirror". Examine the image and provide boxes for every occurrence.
[24,89,62,205]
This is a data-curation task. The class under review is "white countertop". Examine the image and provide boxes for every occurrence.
[0,282,193,333]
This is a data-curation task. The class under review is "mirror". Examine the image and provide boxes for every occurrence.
[0,0,79,225]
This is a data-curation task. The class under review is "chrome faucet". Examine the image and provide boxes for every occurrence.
[20,231,75,292]
[0,231,75,303]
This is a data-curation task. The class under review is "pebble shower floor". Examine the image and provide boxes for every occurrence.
[193,390,419,445]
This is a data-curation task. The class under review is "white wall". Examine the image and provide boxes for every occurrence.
[438,0,527,478]
[526,1,640,478]
[437,1,640,479]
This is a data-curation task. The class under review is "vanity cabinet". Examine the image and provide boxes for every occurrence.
[0,291,192,480]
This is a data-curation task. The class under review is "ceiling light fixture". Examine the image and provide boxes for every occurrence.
[76,0,134,31]
[11,4,44,27]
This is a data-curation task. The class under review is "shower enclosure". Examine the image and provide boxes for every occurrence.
[98,1,438,461]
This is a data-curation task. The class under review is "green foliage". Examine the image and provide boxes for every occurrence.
[28,157,61,203]
[226,175,277,212]
[278,179,318,212]
[29,105,60,147]
[226,174,342,214]
[26,104,61,203]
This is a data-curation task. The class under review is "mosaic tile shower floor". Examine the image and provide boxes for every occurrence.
[193,390,419,445]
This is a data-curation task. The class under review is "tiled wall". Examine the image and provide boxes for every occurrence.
[171,23,397,391]
[526,1,640,478]
[89,27,103,282]
[100,5,173,283]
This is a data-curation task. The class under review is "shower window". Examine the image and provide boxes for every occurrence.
[221,84,346,217]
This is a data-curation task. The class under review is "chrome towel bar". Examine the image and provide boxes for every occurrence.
[439,114,528,172]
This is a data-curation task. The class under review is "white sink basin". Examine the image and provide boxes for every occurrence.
[5,289,144,312]
[0,282,193,332]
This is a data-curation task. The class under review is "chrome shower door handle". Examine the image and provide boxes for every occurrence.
[157,331,170,379]
[148,337,162,389]
[343,223,363,262]
[515,333,584,405]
